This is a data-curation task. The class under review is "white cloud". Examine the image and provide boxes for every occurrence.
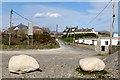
[34,12,62,18]
[46,13,61,18]
[34,13,45,18]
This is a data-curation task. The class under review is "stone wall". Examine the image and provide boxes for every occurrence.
[75,43,95,51]
[95,45,109,53]
[112,46,120,53]
[95,45,120,54]
[65,41,120,54]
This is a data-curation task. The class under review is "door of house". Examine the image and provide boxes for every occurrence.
[92,40,94,45]
[101,46,105,51]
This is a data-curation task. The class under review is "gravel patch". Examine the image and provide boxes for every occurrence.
[1,40,119,79]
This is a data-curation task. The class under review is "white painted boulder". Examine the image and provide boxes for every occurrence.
[79,57,105,72]
[8,55,39,74]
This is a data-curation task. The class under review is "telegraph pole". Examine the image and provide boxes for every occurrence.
[56,25,58,34]
[56,25,58,38]
[27,23,30,45]
[109,0,115,54]
[73,27,76,45]
[73,31,75,45]
[31,23,33,46]
[9,9,13,46]
[28,23,33,46]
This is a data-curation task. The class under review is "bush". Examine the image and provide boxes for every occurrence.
[62,33,98,43]
[2,31,57,46]
[75,66,108,75]
[62,38,73,43]
[33,32,51,44]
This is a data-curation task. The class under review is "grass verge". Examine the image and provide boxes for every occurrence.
[75,66,108,75]
[95,53,110,56]
[61,38,73,43]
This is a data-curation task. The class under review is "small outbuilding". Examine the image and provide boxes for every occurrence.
[95,37,120,53]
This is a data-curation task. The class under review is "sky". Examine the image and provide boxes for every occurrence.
[1,1,119,32]
[1,0,120,2]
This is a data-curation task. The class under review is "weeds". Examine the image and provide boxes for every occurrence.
[95,53,110,56]
[75,66,108,75]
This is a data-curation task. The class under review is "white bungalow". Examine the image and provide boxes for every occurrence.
[78,38,84,43]
[77,38,97,45]
[96,37,120,52]
[63,27,98,35]
[99,37,119,46]
[75,36,119,53]
[75,28,98,35]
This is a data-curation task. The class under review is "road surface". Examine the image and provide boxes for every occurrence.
[0,39,118,78]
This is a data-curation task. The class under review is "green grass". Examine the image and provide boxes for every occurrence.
[62,38,73,43]
[75,66,108,75]
[95,53,110,56]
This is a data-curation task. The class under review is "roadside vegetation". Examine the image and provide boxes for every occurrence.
[95,53,110,56]
[98,32,110,37]
[1,29,60,50]
[75,66,108,75]
[112,46,120,53]
[62,33,98,43]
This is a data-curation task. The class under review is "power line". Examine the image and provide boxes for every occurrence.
[13,10,40,26]
[83,0,111,27]
[13,10,33,23]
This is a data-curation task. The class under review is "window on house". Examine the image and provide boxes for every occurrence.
[118,41,120,45]
[92,40,94,44]
[105,41,108,45]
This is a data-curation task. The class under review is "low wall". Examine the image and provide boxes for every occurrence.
[95,45,120,54]
[95,45,109,53]
[75,43,95,51]
[63,41,120,53]
[112,46,120,53]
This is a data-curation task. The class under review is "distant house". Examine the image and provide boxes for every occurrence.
[75,28,98,34]
[113,32,120,37]
[83,39,97,45]
[63,26,78,35]
[7,23,28,34]
[98,37,119,46]
[33,26,43,34]
[7,23,43,34]
[13,27,19,31]
[63,26,98,35]
[77,38,97,45]
[8,26,19,31]
[8,23,28,31]
[95,37,120,53]
[75,37,120,53]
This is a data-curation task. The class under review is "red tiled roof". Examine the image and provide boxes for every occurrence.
[33,26,43,31]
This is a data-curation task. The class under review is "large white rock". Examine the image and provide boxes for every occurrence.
[8,55,39,74]
[79,57,105,72]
